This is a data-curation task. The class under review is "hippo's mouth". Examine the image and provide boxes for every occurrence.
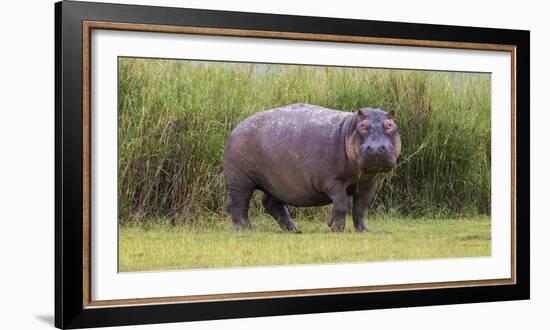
[362,165,394,174]
[357,154,397,173]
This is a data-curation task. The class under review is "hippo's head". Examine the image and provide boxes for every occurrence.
[352,108,401,173]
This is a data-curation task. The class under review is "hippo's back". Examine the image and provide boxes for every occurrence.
[235,103,348,134]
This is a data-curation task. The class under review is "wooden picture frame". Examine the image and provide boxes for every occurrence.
[55,1,530,328]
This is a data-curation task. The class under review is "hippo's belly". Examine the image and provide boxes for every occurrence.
[254,172,334,207]
[273,190,333,207]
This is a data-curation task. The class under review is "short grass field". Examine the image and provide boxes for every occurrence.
[119,215,490,272]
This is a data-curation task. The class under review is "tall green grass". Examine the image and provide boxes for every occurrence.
[118,58,490,224]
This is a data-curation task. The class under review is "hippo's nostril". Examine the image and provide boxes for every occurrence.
[380,145,386,150]
[366,145,373,151]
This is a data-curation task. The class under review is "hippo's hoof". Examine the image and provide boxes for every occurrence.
[354,222,371,233]
[330,224,345,232]
[284,226,301,233]
[329,220,346,232]
[289,227,302,234]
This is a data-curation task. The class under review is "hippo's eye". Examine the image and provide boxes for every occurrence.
[383,119,396,132]
[357,121,369,134]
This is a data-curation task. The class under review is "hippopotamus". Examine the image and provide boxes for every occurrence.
[223,103,401,232]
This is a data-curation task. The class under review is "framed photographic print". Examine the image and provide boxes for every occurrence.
[55,0,530,328]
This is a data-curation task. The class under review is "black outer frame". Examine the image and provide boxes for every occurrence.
[55,0,530,328]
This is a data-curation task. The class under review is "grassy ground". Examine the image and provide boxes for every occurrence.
[119,215,490,272]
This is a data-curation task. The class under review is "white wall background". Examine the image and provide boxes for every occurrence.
[0,0,546,329]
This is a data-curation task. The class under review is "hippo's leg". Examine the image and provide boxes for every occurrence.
[352,179,378,232]
[227,183,254,230]
[262,193,299,232]
[326,181,348,232]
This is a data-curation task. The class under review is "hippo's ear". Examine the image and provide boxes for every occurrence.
[357,109,367,121]
[388,110,396,119]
